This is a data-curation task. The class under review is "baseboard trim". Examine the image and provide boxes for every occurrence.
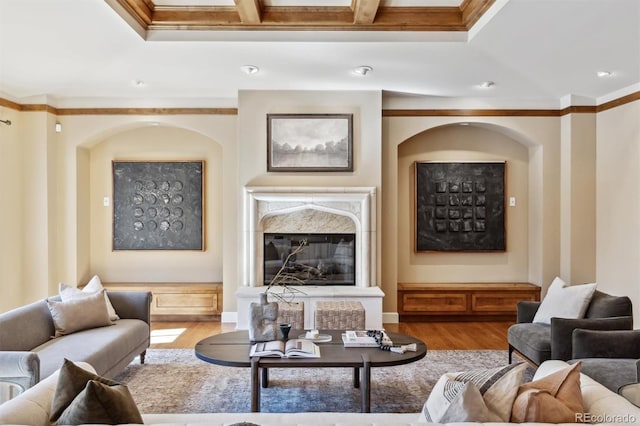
[383,312,399,324]
[221,311,237,324]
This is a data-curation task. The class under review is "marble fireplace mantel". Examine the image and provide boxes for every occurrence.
[236,186,382,330]
[242,186,377,288]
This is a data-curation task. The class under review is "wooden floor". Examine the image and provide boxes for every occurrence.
[150,321,512,350]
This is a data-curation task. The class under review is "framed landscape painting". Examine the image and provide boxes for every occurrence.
[415,161,505,252]
[112,160,204,251]
[267,113,353,172]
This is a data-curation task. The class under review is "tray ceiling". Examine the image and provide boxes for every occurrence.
[108,0,492,35]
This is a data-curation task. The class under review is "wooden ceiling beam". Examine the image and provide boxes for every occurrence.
[234,0,262,24]
[110,0,154,28]
[352,0,381,25]
[460,0,495,29]
[110,2,492,32]
[149,6,464,31]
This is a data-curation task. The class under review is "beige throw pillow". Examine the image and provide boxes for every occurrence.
[59,275,119,321]
[511,361,584,423]
[47,290,113,337]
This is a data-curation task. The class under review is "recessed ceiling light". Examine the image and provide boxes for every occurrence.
[459,122,470,126]
[133,80,146,87]
[353,65,373,76]
[597,71,612,78]
[241,65,260,75]
[479,81,495,89]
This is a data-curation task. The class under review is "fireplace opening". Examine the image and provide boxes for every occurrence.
[264,233,356,286]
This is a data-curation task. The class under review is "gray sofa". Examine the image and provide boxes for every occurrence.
[0,291,152,391]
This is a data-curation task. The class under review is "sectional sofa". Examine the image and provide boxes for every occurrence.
[0,359,638,425]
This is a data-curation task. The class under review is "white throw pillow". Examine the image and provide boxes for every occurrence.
[59,275,119,321]
[532,277,596,324]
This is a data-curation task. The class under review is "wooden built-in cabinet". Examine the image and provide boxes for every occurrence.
[104,282,222,321]
[398,282,540,321]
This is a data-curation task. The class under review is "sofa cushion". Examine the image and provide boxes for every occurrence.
[59,275,120,321]
[47,290,113,337]
[569,358,640,393]
[507,322,551,365]
[0,299,55,351]
[511,361,583,423]
[585,290,633,318]
[532,277,596,324]
[33,319,149,380]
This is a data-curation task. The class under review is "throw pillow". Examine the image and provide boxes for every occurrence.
[532,277,597,324]
[422,362,528,422]
[59,275,120,321]
[47,290,113,337]
[511,361,584,423]
[56,380,143,425]
[50,359,119,422]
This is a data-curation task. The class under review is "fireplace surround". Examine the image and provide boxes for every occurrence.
[236,186,383,330]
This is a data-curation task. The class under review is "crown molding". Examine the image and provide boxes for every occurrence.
[1,91,637,118]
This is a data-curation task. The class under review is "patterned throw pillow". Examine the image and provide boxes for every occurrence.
[422,362,528,423]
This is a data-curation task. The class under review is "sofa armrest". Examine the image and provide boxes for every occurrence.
[0,351,39,390]
[516,300,540,323]
[572,328,640,359]
[550,316,633,360]
[106,291,152,325]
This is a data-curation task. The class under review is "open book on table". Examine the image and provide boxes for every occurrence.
[250,339,321,358]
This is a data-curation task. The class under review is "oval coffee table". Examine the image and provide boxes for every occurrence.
[195,329,426,412]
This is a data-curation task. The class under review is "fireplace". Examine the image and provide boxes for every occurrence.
[236,186,383,330]
[264,233,356,286]
[243,186,376,288]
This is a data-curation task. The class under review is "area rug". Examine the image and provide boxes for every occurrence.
[115,349,526,414]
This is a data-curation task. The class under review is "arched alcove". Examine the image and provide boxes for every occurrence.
[76,123,224,283]
[397,123,532,283]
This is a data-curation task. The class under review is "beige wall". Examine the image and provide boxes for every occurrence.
[1,94,638,328]
[383,117,562,313]
[397,124,529,283]
[234,90,383,315]
[88,126,224,283]
[0,108,24,312]
[560,114,596,285]
[596,101,640,325]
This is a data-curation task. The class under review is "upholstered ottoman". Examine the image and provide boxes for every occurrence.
[315,301,365,330]
[277,301,304,330]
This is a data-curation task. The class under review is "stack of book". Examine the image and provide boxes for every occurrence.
[341,330,392,348]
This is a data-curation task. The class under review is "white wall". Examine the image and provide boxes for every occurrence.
[596,101,640,326]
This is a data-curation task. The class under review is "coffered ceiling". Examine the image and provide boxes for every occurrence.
[109,0,492,34]
[0,0,638,109]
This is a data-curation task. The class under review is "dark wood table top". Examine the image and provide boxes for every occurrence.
[195,329,427,368]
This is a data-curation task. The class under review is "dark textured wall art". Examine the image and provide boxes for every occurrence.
[113,161,203,250]
[415,161,505,251]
